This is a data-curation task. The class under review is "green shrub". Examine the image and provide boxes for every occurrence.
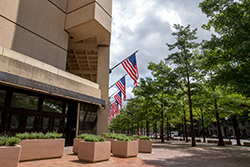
[84,135,106,142]
[0,136,7,146]
[77,133,91,139]
[15,132,62,140]
[131,135,140,139]
[6,137,20,146]
[16,132,29,140]
[116,135,133,141]
[138,136,151,140]
[43,132,62,139]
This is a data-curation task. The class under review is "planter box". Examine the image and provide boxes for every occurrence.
[207,140,218,143]
[19,139,65,161]
[112,140,138,157]
[73,138,83,154]
[139,140,152,153]
[78,141,111,162]
[0,145,21,167]
[105,138,117,152]
[243,142,250,146]
[224,141,232,145]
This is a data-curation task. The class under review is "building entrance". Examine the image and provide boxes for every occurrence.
[0,84,78,145]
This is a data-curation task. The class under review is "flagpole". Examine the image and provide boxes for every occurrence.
[109,50,139,73]
[109,74,127,89]
[109,90,119,99]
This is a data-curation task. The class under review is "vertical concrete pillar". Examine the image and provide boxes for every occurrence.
[96,46,110,135]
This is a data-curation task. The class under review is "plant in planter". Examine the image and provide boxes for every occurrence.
[73,133,91,154]
[131,135,140,140]
[138,136,152,153]
[112,134,138,158]
[0,135,21,167]
[102,133,118,152]
[78,135,111,162]
[16,132,65,161]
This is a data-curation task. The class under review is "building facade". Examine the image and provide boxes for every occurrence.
[0,0,112,145]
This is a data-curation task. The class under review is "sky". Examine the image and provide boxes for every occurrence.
[109,0,214,104]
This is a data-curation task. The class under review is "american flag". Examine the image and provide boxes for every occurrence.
[115,76,126,101]
[114,91,122,109]
[122,53,139,86]
[111,101,119,114]
[108,111,114,124]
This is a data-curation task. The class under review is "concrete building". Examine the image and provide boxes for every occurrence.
[0,0,112,145]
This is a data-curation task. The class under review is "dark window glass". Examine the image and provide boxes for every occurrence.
[54,119,60,131]
[11,93,39,110]
[43,99,63,113]
[0,90,6,107]
[85,104,97,121]
[10,115,20,129]
[78,103,98,131]
[26,116,35,130]
[0,111,2,126]
[42,118,49,130]
[64,118,67,129]
[65,103,68,114]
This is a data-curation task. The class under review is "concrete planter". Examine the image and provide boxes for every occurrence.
[195,139,201,142]
[0,145,21,167]
[139,140,152,153]
[112,140,138,157]
[224,141,232,145]
[207,140,218,143]
[73,138,83,154]
[104,138,117,152]
[78,141,111,162]
[244,142,250,146]
[19,139,65,161]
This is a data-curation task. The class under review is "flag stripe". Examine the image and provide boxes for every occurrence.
[121,53,139,86]
[115,76,126,101]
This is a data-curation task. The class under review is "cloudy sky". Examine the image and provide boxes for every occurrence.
[109,0,213,103]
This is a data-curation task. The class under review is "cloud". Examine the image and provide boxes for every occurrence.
[109,0,213,103]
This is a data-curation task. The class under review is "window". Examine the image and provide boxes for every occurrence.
[10,115,20,129]
[78,103,98,130]
[65,103,69,114]
[42,118,49,130]
[26,116,35,130]
[43,99,63,113]
[11,93,39,110]
[0,90,6,107]
[53,118,60,131]
[0,111,2,126]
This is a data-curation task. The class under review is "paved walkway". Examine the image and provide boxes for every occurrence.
[19,140,250,167]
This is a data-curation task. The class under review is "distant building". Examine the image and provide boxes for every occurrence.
[0,0,112,145]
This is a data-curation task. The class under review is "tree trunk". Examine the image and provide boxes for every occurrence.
[233,115,241,145]
[137,122,140,134]
[155,121,157,139]
[213,95,225,146]
[184,110,188,142]
[146,120,149,136]
[161,110,164,143]
[169,123,171,139]
[188,94,196,147]
[166,118,170,140]
[182,118,185,140]
[202,115,206,143]
[215,111,225,146]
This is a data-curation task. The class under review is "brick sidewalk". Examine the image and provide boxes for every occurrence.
[19,140,250,167]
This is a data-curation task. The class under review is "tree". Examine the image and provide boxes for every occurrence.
[165,24,202,147]
[199,0,250,97]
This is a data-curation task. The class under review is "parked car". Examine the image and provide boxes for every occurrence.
[230,135,237,139]
[211,134,218,138]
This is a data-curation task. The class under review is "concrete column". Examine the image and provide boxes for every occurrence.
[96,46,110,135]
